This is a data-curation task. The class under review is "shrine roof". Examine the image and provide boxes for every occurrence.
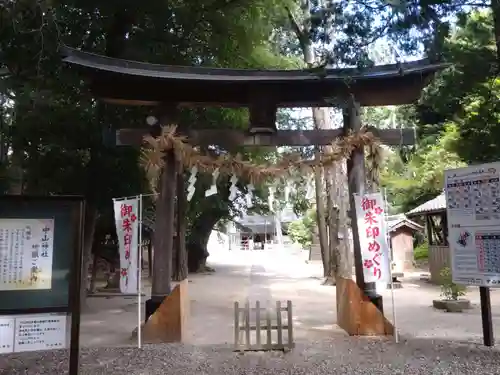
[388,216,424,232]
[406,192,446,217]
[61,46,449,107]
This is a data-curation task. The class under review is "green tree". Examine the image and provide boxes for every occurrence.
[381,123,465,212]
[454,78,500,163]
[418,10,498,149]
[288,209,316,248]
[382,10,498,212]
[0,0,295,295]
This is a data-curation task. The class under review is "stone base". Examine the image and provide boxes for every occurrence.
[336,278,394,336]
[432,299,471,312]
[138,279,189,343]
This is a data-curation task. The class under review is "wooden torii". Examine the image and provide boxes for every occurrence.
[62,46,446,340]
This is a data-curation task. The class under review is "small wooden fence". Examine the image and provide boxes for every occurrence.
[234,300,294,352]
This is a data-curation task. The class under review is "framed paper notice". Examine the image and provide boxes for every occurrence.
[13,314,68,353]
[0,219,55,291]
[0,317,15,354]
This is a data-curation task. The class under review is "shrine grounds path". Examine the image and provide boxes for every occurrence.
[4,248,500,374]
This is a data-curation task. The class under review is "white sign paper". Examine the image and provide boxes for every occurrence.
[445,162,500,286]
[13,314,67,352]
[113,198,139,294]
[0,219,55,291]
[0,317,15,354]
[354,192,390,283]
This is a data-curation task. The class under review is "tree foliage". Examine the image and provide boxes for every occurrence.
[0,0,293,274]
[287,208,316,248]
[381,10,499,213]
[382,124,465,212]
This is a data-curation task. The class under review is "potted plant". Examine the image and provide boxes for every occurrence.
[432,267,471,312]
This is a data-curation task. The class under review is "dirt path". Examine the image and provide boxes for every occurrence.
[79,248,500,348]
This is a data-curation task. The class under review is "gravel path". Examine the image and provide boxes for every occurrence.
[248,264,273,306]
[2,336,500,375]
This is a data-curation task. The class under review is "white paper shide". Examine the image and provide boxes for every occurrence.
[0,219,55,291]
[445,162,500,286]
[113,198,140,293]
[354,192,390,283]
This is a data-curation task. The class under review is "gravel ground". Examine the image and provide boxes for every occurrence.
[2,336,500,375]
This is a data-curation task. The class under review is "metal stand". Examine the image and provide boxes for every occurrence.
[69,200,85,375]
[479,286,494,346]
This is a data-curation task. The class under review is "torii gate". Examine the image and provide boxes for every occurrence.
[62,46,446,340]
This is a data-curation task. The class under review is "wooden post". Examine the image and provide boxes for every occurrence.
[344,98,383,313]
[146,109,178,321]
[426,215,434,246]
[245,300,251,347]
[173,170,188,281]
[276,301,283,347]
[234,301,240,348]
[233,300,294,351]
[255,301,261,347]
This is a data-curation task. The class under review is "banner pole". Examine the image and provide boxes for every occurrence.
[138,194,143,349]
[384,188,398,343]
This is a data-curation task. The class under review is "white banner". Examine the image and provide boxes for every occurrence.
[113,198,139,293]
[354,192,390,283]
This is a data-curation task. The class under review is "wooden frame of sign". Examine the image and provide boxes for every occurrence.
[0,196,85,374]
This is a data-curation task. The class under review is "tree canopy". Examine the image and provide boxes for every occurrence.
[382,9,499,213]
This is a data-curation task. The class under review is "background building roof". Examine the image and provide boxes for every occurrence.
[406,192,446,217]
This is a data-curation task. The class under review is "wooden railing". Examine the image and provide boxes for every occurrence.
[234,300,294,351]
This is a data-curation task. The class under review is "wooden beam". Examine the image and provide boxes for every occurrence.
[115,128,416,147]
[93,76,429,107]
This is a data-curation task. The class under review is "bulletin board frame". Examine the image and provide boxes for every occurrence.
[0,195,85,373]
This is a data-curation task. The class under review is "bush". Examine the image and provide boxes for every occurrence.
[439,267,466,300]
[288,209,316,248]
[414,242,429,260]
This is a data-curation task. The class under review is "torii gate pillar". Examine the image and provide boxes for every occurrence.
[344,99,383,312]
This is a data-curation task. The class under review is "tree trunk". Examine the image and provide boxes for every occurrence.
[301,30,330,279]
[312,107,332,278]
[81,205,98,309]
[187,212,221,272]
[337,161,353,278]
[324,165,340,285]
[313,160,330,277]
[147,239,153,279]
[491,0,500,65]
[172,171,188,281]
[105,267,120,289]
[8,148,23,194]
[88,254,99,293]
[289,5,343,281]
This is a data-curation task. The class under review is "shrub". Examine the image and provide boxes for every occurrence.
[439,267,466,300]
[414,242,429,260]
